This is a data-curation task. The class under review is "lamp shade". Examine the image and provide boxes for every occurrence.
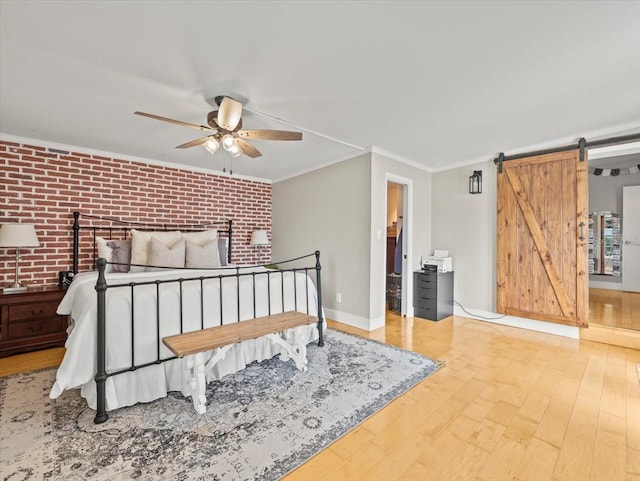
[250,230,269,246]
[0,223,40,248]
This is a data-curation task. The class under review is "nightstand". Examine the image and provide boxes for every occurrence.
[0,285,68,358]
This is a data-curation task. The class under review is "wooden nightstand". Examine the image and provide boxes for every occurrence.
[0,285,68,358]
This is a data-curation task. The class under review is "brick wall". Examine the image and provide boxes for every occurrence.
[0,140,271,287]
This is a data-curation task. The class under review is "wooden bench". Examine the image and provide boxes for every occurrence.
[163,311,318,414]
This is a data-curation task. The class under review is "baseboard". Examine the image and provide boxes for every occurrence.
[453,306,580,339]
[324,308,381,332]
[579,324,640,350]
[589,280,623,291]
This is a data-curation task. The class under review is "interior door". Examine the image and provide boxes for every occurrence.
[622,185,640,292]
[497,149,589,326]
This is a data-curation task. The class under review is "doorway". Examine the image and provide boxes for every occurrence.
[384,176,410,318]
[587,148,640,332]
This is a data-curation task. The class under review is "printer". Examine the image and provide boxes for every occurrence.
[423,249,453,273]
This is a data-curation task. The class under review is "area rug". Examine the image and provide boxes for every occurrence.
[0,328,443,481]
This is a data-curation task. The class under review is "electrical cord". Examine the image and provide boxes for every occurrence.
[454,300,507,320]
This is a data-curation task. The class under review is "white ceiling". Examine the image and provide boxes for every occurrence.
[1,1,639,182]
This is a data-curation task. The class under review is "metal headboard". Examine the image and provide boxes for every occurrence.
[71,211,233,273]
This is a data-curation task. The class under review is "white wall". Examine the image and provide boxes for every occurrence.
[272,153,372,323]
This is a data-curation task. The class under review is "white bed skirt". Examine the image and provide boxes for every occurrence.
[50,267,323,411]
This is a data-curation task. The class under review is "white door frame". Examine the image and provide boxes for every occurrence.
[383,173,413,318]
[622,185,640,292]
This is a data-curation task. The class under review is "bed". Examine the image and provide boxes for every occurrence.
[50,212,325,423]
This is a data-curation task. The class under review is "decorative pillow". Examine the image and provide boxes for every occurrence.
[96,237,114,272]
[218,238,228,266]
[185,239,221,268]
[130,229,182,272]
[146,237,185,271]
[108,240,132,273]
[182,229,218,245]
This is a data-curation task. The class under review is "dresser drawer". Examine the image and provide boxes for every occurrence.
[415,306,437,321]
[8,301,59,321]
[413,271,454,322]
[415,275,436,292]
[8,316,64,340]
[415,292,437,306]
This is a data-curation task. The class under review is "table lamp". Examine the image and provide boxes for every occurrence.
[0,223,40,293]
[250,230,269,265]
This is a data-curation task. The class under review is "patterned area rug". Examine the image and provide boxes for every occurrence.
[0,328,443,481]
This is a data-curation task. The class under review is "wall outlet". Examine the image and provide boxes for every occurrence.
[336,292,342,303]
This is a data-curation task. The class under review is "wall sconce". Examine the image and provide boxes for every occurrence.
[0,223,41,293]
[469,170,482,194]
[250,230,269,265]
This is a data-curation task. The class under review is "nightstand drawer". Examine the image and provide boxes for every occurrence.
[1,286,67,357]
[8,316,64,339]
[8,301,59,321]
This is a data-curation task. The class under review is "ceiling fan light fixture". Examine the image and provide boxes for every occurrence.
[222,134,235,150]
[203,137,220,155]
[227,142,242,158]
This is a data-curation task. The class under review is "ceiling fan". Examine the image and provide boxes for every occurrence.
[134,96,302,159]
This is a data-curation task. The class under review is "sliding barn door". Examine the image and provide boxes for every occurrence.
[497,150,588,327]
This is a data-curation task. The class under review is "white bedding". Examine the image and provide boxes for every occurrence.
[51,266,323,411]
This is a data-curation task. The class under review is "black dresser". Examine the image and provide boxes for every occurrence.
[413,271,454,321]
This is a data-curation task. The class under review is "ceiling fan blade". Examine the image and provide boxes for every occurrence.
[135,111,212,131]
[235,138,262,158]
[237,129,302,141]
[176,136,214,149]
[207,110,218,130]
[216,97,243,131]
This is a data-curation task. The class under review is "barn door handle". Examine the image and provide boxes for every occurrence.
[578,222,585,241]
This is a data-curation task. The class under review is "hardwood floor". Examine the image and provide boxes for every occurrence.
[283,315,640,481]
[589,288,640,331]
[1,314,639,481]
[0,346,65,377]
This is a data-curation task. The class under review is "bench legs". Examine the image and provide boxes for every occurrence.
[182,352,207,414]
[179,329,310,415]
[181,344,234,414]
[266,328,308,372]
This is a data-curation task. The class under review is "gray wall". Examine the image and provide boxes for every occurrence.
[370,153,432,322]
[590,171,640,214]
[430,158,640,308]
[272,153,372,319]
[273,151,432,330]
[431,160,497,311]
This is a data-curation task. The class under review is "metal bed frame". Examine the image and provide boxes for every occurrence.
[69,212,324,424]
